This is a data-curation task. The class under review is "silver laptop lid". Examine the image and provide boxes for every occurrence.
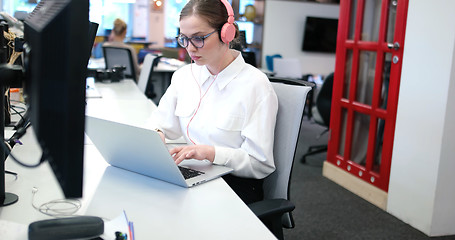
[85,115,188,187]
[85,116,233,187]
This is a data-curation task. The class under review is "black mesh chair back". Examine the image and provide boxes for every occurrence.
[103,46,137,82]
[316,72,334,126]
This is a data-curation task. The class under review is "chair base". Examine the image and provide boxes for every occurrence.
[301,144,327,163]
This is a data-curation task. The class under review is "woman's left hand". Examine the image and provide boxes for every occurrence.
[170,145,215,165]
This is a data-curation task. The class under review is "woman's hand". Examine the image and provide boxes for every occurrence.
[170,145,215,165]
[157,131,166,143]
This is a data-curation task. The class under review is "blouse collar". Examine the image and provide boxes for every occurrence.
[198,50,245,90]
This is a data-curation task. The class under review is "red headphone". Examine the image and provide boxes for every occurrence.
[220,0,235,44]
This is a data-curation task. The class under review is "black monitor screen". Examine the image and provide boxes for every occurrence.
[23,0,89,198]
[302,16,338,53]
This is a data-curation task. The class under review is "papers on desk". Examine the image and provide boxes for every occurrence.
[88,57,106,69]
[86,77,102,98]
[100,212,133,240]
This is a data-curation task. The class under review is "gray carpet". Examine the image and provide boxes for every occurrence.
[283,118,455,240]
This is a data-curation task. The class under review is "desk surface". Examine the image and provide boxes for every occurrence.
[1,80,276,240]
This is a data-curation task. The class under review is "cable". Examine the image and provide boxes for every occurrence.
[186,47,230,144]
[7,119,31,146]
[31,187,82,217]
[5,170,18,180]
[10,102,27,116]
[186,63,217,145]
[2,128,45,168]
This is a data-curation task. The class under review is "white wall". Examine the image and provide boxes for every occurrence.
[148,0,165,48]
[388,0,455,236]
[262,1,339,76]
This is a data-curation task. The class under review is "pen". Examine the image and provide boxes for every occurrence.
[129,222,135,240]
[123,210,129,226]
[123,210,135,240]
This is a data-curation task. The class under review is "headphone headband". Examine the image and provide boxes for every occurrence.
[219,0,235,44]
[220,0,234,23]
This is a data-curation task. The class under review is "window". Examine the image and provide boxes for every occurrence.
[89,0,134,38]
[164,0,187,47]
[2,0,135,38]
[1,0,38,18]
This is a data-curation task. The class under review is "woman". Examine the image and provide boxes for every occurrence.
[150,0,278,204]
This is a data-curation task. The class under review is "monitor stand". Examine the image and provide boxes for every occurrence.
[0,64,23,207]
[1,85,19,207]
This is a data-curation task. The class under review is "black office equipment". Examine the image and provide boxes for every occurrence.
[87,21,99,65]
[28,216,104,240]
[22,0,90,198]
[302,16,338,53]
[242,51,257,67]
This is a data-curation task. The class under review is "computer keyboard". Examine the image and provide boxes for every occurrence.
[178,166,204,180]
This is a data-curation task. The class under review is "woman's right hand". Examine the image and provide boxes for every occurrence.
[157,131,165,143]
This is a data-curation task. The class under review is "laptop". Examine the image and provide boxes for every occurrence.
[85,115,233,187]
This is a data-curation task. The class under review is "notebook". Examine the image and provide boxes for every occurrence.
[85,115,233,187]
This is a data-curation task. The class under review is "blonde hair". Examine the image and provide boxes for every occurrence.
[112,18,127,36]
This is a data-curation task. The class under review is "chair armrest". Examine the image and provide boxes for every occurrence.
[269,77,316,88]
[248,199,295,219]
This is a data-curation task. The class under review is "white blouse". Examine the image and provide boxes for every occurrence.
[150,50,278,179]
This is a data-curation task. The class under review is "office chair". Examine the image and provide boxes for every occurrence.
[102,45,138,82]
[137,53,161,99]
[301,72,334,163]
[248,78,312,240]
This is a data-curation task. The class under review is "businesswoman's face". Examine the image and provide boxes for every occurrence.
[179,15,227,72]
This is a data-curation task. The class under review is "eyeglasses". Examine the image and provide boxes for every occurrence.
[176,30,217,48]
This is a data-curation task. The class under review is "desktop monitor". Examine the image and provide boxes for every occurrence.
[23,0,89,198]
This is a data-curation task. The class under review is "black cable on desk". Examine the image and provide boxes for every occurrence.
[5,170,17,179]
[10,101,27,115]
[9,101,28,130]
[7,118,30,147]
[3,123,45,168]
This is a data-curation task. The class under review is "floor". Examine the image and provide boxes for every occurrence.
[282,118,455,240]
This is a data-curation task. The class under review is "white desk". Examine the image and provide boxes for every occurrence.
[1,79,276,240]
[88,57,184,105]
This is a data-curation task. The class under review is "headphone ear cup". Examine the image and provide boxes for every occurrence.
[220,22,235,44]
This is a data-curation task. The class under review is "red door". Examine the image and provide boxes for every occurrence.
[327,0,409,192]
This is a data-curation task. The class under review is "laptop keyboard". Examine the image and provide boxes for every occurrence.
[178,166,204,180]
